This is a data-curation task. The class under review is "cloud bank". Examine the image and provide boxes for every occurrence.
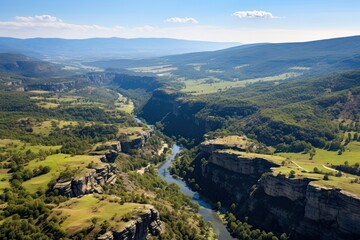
[0,15,358,43]
[15,15,62,23]
[233,10,278,19]
[165,17,199,24]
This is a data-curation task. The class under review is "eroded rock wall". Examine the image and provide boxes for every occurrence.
[197,149,360,240]
[120,130,153,153]
[97,208,162,240]
[54,164,117,197]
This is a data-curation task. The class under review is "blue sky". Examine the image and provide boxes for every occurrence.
[0,0,359,42]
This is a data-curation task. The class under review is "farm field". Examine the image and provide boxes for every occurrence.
[181,72,302,95]
[276,141,360,170]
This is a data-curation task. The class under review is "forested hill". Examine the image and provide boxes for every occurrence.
[141,69,360,149]
[90,35,360,81]
[0,53,67,77]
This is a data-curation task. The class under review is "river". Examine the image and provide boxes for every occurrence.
[134,117,234,239]
[158,144,235,240]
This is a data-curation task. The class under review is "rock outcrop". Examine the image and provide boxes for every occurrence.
[195,144,360,240]
[96,208,162,240]
[54,164,117,197]
[101,150,119,163]
[120,130,153,153]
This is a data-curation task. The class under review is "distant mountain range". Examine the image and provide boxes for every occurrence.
[89,35,360,80]
[0,37,240,61]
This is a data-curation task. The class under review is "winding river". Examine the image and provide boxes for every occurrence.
[158,144,235,240]
[135,117,234,239]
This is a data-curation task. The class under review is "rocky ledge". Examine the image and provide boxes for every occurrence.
[97,208,162,240]
[54,164,117,197]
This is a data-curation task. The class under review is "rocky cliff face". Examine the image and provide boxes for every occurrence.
[25,80,78,92]
[141,89,218,141]
[209,151,279,175]
[54,164,117,197]
[249,174,360,240]
[196,146,360,240]
[100,150,119,163]
[197,150,278,207]
[120,130,153,153]
[83,72,116,85]
[97,208,162,240]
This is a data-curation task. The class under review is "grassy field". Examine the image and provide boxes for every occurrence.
[0,171,11,192]
[115,93,134,114]
[181,72,303,95]
[203,135,251,148]
[22,154,102,193]
[220,149,286,165]
[276,141,360,169]
[51,195,148,235]
[0,139,22,148]
[57,120,79,128]
[0,139,61,154]
[117,127,148,140]
[128,65,177,74]
[271,162,360,195]
[32,119,81,136]
[32,120,54,135]
[271,141,360,195]
[207,136,360,196]
[28,90,50,94]
[36,102,60,109]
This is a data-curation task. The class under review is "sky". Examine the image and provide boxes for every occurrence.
[0,0,359,43]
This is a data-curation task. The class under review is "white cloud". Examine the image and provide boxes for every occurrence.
[165,17,199,24]
[15,15,62,23]
[0,15,108,30]
[233,10,278,19]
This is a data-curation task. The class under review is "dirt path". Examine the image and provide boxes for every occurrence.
[322,165,356,179]
[322,164,337,172]
[158,143,168,155]
[291,161,309,172]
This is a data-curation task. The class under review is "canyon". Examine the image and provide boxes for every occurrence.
[189,140,360,240]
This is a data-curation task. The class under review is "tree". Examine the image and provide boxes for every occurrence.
[280,233,288,240]
[335,171,342,177]
[289,170,296,178]
[230,203,237,212]
[100,220,110,232]
[354,133,359,141]
[216,201,222,210]
[323,174,329,180]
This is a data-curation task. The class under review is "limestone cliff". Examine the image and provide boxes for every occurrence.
[195,144,360,240]
[97,208,162,240]
[54,164,117,197]
[100,150,119,163]
[120,130,153,153]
